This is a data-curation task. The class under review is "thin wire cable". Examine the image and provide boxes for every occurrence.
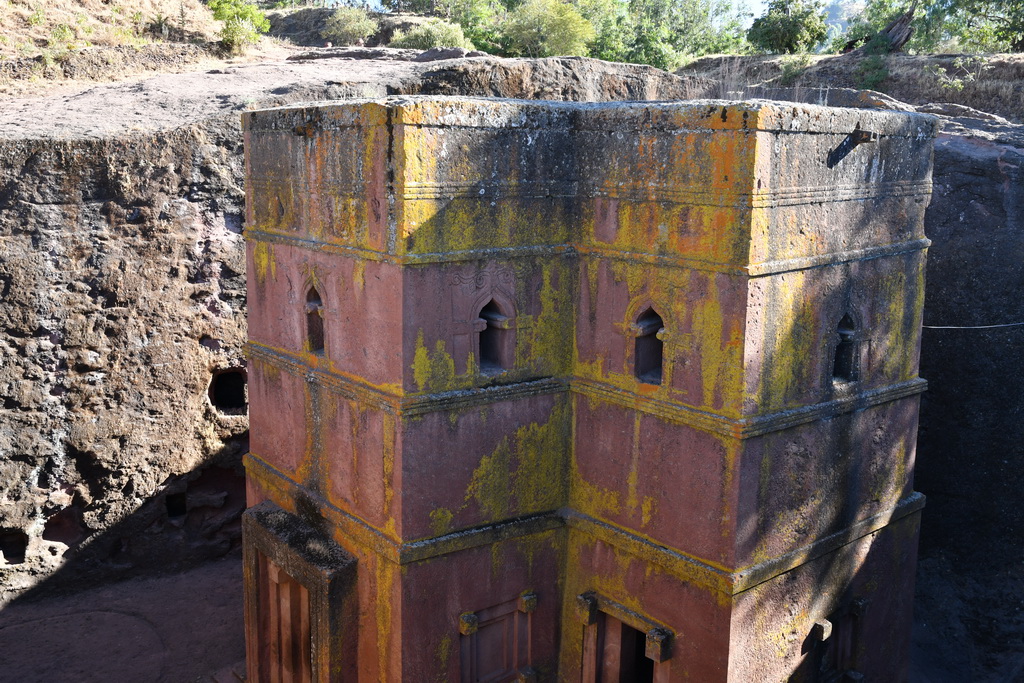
[923,322,1024,329]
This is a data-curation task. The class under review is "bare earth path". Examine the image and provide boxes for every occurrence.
[0,556,245,682]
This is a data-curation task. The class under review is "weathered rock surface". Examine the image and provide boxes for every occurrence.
[915,121,1024,679]
[0,124,251,597]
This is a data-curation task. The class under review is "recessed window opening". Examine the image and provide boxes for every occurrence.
[833,314,858,382]
[634,308,664,385]
[478,300,508,374]
[0,530,28,564]
[306,287,325,355]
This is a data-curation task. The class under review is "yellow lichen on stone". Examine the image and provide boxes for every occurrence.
[375,557,397,680]
[465,402,569,522]
[435,633,452,678]
[251,241,276,284]
[429,507,454,536]
[569,451,622,518]
[382,413,397,539]
[410,332,453,392]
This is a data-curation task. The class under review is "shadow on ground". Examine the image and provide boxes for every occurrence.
[0,436,249,682]
[0,554,245,683]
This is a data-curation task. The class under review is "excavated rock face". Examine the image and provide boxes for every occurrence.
[0,129,250,598]
[912,122,1024,676]
[0,55,710,601]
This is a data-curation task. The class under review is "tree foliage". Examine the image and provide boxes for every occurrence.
[837,0,1024,53]
[381,0,749,69]
[747,0,828,53]
[321,8,378,45]
[435,0,503,52]
[208,0,270,52]
[503,0,595,57]
[390,19,476,49]
[957,0,1024,51]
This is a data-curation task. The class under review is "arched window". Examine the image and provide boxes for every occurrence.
[478,299,510,374]
[833,314,857,382]
[306,287,325,355]
[634,308,664,385]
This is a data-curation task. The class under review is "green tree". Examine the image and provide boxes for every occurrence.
[956,0,1024,50]
[321,7,378,46]
[436,0,504,51]
[390,19,476,48]
[837,0,1023,53]
[747,0,828,53]
[502,0,595,56]
[572,0,634,62]
[626,0,748,67]
[208,0,270,52]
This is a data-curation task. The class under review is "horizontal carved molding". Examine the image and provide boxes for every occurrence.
[246,453,924,594]
[246,229,929,276]
[247,342,566,415]
[571,377,927,439]
[247,176,931,212]
[397,178,931,209]
[564,491,925,594]
[248,342,925,436]
[245,452,564,564]
[248,342,924,436]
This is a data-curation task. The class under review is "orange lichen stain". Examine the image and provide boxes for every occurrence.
[252,241,277,284]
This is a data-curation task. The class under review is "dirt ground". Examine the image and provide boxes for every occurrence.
[0,556,245,683]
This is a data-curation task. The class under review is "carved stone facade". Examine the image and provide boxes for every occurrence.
[242,97,936,681]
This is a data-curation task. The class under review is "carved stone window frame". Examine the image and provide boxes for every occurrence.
[471,294,517,376]
[622,301,674,388]
[830,311,870,390]
[575,592,674,683]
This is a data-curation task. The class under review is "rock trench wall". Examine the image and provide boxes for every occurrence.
[0,127,250,598]
[913,127,1024,676]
